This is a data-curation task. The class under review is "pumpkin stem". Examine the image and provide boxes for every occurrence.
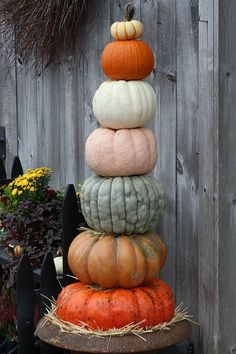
[124,3,135,21]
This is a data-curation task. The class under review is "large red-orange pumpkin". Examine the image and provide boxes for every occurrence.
[67,230,167,288]
[101,40,154,80]
[85,127,157,176]
[56,279,174,330]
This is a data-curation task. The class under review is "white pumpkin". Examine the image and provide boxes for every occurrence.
[110,20,144,40]
[92,80,157,129]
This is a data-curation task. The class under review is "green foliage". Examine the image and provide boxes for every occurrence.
[1,197,63,269]
[0,167,63,340]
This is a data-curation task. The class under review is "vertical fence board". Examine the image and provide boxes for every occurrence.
[16,254,35,354]
[40,252,63,354]
[16,66,42,170]
[11,155,23,178]
[40,252,61,316]
[62,184,79,286]
[145,0,177,290]
[0,27,18,173]
[82,0,110,179]
[176,0,199,350]
[41,66,61,187]
[218,0,236,352]
[0,158,6,179]
[198,1,219,353]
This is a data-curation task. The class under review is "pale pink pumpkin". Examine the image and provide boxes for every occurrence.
[85,127,157,177]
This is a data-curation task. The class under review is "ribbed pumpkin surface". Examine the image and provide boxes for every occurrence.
[110,20,144,40]
[56,279,174,330]
[92,80,157,129]
[85,127,157,176]
[68,230,167,288]
[80,175,165,235]
[101,40,154,80]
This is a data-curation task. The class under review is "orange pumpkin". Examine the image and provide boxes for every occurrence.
[101,40,154,80]
[85,127,157,176]
[56,279,175,330]
[67,230,167,288]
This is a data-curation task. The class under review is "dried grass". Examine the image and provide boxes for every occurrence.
[0,0,87,69]
[37,301,196,340]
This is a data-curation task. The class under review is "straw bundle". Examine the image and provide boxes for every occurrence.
[0,0,87,68]
[37,301,195,339]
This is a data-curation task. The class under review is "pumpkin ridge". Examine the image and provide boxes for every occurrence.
[137,80,148,119]
[132,287,153,326]
[144,285,166,323]
[114,236,119,287]
[91,177,104,230]
[110,177,114,232]
[124,176,136,234]
[141,129,153,167]
[130,288,142,324]
[150,177,165,222]
[139,176,151,231]
[68,233,98,284]
[129,176,139,232]
[151,280,175,321]
[134,40,141,78]
[123,22,128,39]
[87,234,104,284]
[80,287,96,327]
[132,236,156,283]
[131,236,147,283]
[130,21,136,40]
[100,178,114,232]
[141,176,156,231]
[81,177,94,227]
[122,177,128,233]
[154,236,167,268]
[115,22,120,40]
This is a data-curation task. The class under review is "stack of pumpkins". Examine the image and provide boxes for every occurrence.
[56,14,175,331]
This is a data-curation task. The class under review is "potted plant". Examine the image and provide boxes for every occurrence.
[0,167,64,343]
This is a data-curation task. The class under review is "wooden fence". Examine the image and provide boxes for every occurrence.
[0,161,193,354]
[1,1,236,353]
[0,156,23,186]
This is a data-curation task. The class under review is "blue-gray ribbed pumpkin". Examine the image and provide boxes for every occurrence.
[80,175,165,235]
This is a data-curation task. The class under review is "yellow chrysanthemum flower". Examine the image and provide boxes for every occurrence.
[12,189,18,196]
[21,179,29,186]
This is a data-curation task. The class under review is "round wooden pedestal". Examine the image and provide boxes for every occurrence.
[36,318,191,354]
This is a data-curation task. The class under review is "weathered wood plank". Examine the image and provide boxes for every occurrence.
[198,1,219,353]
[41,66,61,186]
[82,0,110,179]
[144,0,177,290]
[218,0,236,353]
[16,64,42,171]
[0,27,18,174]
[16,254,35,354]
[176,0,200,350]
